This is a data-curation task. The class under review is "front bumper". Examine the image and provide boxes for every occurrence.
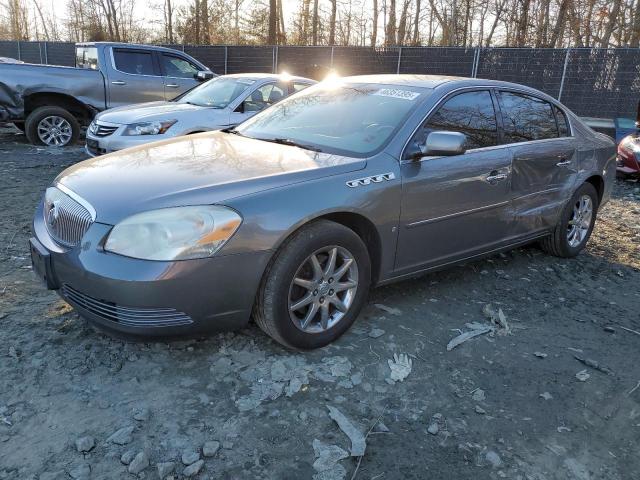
[85,127,177,157]
[32,202,270,336]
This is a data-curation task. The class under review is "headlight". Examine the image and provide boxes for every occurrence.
[104,206,242,261]
[123,120,177,136]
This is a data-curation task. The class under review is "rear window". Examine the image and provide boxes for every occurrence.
[498,91,558,143]
[554,106,571,137]
[76,47,98,70]
[113,50,155,76]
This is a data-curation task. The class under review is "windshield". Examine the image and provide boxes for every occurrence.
[177,77,256,108]
[235,82,430,157]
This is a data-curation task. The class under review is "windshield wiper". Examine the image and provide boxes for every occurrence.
[263,138,323,152]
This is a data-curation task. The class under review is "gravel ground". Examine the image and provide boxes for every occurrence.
[1,125,639,480]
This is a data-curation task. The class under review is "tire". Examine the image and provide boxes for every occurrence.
[540,182,599,258]
[254,220,371,349]
[25,106,80,147]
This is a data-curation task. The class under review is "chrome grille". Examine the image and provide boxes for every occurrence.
[62,285,193,327]
[94,123,118,137]
[89,121,118,137]
[44,186,94,248]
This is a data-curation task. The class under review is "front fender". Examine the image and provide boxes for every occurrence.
[222,154,402,282]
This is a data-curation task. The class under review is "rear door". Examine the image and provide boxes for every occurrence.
[395,89,514,273]
[106,48,165,108]
[496,90,577,235]
[159,53,201,99]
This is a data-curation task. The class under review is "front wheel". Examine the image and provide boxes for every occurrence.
[25,106,80,147]
[540,182,599,258]
[254,220,371,349]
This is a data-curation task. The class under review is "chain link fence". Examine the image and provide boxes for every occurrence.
[1,40,638,120]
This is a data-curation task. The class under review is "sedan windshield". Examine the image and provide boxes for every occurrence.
[177,77,256,108]
[235,81,430,157]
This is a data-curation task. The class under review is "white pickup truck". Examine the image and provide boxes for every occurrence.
[0,42,214,146]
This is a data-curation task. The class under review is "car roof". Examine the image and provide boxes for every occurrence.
[224,73,315,83]
[341,74,558,102]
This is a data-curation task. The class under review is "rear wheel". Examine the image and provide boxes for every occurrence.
[25,106,80,147]
[254,220,371,349]
[540,182,599,258]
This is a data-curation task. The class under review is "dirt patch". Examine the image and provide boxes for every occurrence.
[1,124,639,480]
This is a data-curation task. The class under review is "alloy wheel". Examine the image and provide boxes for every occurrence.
[37,116,73,146]
[567,194,593,248]
[288,246,359,334]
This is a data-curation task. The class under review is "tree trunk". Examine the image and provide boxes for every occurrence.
[312,0,319,45]
[631,0,640,47]
[371,0,378,46]
[549,0,569,48]
[329,0,337,45]
[268,0,277,44]
[412,0,421,44]
[600,0,622,47]
[201,0,210,44]
[385,0,397,45]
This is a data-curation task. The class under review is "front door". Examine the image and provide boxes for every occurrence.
[159,52,201,100]
[496,91,578,235]
[395,89,514,274]
[228,82,287,127]
[107,48,165,108]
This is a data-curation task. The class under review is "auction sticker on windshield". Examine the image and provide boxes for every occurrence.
[373,88,420,100]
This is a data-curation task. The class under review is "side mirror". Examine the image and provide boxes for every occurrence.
[195,70,214,81]
[410,131,467,159]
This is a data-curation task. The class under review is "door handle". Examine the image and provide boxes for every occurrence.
[111,80,126,85]
[485,172,508,183]
[556,160,571,166]
[166,84,179,88]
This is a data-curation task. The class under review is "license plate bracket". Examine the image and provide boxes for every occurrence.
[29,237,58,290]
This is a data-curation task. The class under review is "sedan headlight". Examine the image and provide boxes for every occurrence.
[104,206,242,261]
[123,120,177,136]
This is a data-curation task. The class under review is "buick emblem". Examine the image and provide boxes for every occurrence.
[47,201,60,227]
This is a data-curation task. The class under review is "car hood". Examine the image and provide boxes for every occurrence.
[56,131,366,224]
[96,101,212,124]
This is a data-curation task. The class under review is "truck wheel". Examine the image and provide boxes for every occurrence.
[25,106,80,147]
[254,220,371,349]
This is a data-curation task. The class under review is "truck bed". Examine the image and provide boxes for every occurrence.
[0,63,107,121]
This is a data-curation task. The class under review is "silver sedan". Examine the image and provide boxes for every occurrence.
[85,73,315,156]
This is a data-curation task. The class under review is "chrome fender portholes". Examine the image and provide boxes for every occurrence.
[346,172,396,188]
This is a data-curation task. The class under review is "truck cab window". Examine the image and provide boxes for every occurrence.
[113,50,155,76]
[161,55,199,79]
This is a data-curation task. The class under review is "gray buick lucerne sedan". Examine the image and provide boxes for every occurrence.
[30,75,616,349]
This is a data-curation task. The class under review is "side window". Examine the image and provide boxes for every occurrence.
[113,50,155,75]
[554,106,571,137]
[421,90,499,150]
[292,82,311,93]
[498,91,558,143]
[242,83,286,112]
[161,54,199,79]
